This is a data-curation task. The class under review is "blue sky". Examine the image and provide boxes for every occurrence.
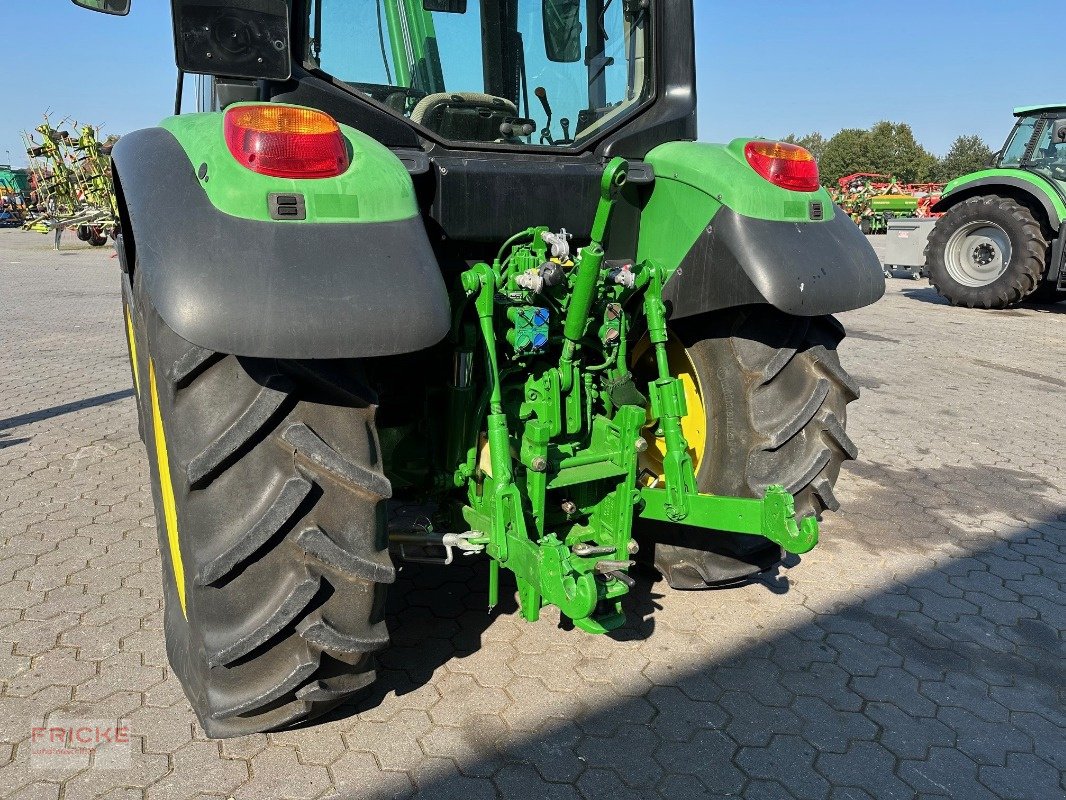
[1,1,1060,168]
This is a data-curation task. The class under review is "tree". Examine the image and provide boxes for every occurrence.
[782,131,827,163]
[864,121,938,184]
[818,128,871,184]
[936,135,993,182]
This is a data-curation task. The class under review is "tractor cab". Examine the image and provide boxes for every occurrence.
[996,104,1066,188]
[304,0,652,150]
[76,0,694,247]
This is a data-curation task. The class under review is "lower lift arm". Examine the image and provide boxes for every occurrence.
[637,261,820,555]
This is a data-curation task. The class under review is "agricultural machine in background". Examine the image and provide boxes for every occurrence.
[925,104,1066,307]
[21,115,119,245]
[829,173,943,234]
[73,0,884,737]
[0,166,31,226]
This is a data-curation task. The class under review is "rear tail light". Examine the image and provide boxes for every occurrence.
[223,105,349,179]
[743,141,820,193]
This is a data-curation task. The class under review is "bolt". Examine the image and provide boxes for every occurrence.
[530,456,548,473]
[627,540,639,555]
[561,500,578,515]
[603,328,620,344]
[634,437,648,453]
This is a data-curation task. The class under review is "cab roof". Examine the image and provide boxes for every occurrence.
[1013,103,1066,116]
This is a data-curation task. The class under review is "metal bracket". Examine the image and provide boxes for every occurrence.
[638,484,820,555]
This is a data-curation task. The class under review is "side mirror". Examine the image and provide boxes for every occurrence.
[172,0,291,81]
[543,0,582,63]
[423,0,467,11]
[1053,120,1066,145]
[70,0,131,15]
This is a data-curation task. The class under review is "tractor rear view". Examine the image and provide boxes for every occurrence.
[73,0,884,737]
[926,105,1066,308]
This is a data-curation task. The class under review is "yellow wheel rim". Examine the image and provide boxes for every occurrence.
[632,333,706,486]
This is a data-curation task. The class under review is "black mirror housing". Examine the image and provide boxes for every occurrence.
[172,0,291,81]
[543,0,582,63]
[1053,119,1066,144]
[423,0,467,11]
[70,0,131,16]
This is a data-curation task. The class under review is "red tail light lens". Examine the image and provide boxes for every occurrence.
[223,105,349,179]
[743,141,820,193]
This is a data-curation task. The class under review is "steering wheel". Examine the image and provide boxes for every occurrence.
[1033,156,1066,180]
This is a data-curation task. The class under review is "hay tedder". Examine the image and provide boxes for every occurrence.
[21,116,118,245]
[73,0,884,737]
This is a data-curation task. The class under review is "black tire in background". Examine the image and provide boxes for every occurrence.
[1022,280,1065,305]
[128,273,395,737]
[925,195,1049,308]
[640,307,860,590]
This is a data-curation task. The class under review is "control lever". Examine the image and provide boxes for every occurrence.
[535,86,554,145]
[560,118,572,145]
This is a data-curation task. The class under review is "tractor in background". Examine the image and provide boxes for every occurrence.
[926,104,1066,307]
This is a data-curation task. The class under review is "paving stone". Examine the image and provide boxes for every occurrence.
[978,752,1066,800]
[0,229,1063,800]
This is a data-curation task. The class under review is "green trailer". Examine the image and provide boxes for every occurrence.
[72,0,884,737]
[926,104,1066,307]
[0,166,31,196]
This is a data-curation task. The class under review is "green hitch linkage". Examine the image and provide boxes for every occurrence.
[559,157,629,384]
[637,260,820,555]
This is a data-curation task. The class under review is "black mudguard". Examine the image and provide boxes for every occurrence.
[111,128,450,359]
[663,206,885,319]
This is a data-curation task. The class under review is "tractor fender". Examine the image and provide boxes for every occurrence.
[661,205,886,318]
[932,174,1063,228]
[111,126,449,359]
[639,140,884,318]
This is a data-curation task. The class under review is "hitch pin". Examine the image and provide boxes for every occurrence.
[571,543,616,557]
[594,559,636,589]
[390,531,485,566]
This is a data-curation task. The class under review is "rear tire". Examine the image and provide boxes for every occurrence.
[129,274,395,737]
[925,195,1049,308]
[644,307,859,590]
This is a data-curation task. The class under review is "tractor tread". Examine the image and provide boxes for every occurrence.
[820,411,858,460]
[295,526,396,584]
[186,376,292,488]
[209,658,318,720]
[295,671,378,703]
[169,346,222,388]
[197,477,313,586]
[811,476,841,513]
[764,377,830,449]
[297,614,390,654]
[204,573,321,667]
[284,422,392,500]
[813,354,861,402]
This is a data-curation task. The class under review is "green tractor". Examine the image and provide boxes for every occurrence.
[926,104,1066,308]
[74,0,883,737]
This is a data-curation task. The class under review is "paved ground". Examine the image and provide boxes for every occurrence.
[0,227,1063,800]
